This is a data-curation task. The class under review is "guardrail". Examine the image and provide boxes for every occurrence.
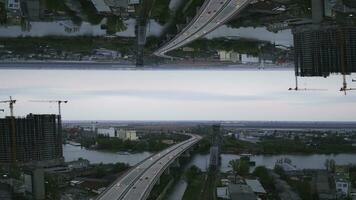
[140,137,201,200]
[154,0,251,57]
[97,134,200,200]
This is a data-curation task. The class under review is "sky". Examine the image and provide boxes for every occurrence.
[0,69,356,121]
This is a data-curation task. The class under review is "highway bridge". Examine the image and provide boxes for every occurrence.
[96,133,201,200]
[153,0,251,57]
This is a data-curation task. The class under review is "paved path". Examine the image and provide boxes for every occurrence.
[154,0,251,57]
[96,133,201,200]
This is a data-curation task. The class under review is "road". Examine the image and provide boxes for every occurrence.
[96,133,201,200]
[153,0,251,57]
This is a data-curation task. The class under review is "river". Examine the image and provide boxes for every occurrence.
[63,144,356,169]
[63,144,356,199]
[63,144,152,166]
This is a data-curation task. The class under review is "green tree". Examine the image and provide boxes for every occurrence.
[253,166,274,190]
[94,163,106,178]
[185,165,201,181]
[229,159,249,181]
[111,162,129,173]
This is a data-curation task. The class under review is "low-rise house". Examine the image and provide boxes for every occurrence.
[217,186,229,199]
[67,159,90,170]
[228,184,258,200]
[245,179,267,198]
[335,173,350,198]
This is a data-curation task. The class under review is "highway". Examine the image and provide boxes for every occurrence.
[153,0,251,57]
[96,133,201,200]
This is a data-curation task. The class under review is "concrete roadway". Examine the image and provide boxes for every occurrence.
[153,0,251,58]
[96,133,201,200]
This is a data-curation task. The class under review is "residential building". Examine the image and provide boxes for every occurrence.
[245,179,267,198]
[228,184,258,200]
[90,0,111,14]
[334,166,351,198]
[241,54,259,64]
[117,129,138,141]
[0,114,63,166]
[104,0,128,16]
[216,187,229,199]
[67,159,90,170]
[218,50,240,63]
[97,127,116,137]
[6,0,20,10]
[293,25,356,77]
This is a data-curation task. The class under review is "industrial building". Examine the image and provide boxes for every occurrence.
[293,25,356,77]
[0,114,63,166]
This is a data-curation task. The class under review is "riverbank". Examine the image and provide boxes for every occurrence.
[0,61,293,70]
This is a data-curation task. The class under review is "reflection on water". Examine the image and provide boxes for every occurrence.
[166,180,188,200]
[65,144,356,172]
[63,144,152,166]
[187,153,356,172]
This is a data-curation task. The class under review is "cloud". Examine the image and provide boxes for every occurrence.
[74,89,273,102]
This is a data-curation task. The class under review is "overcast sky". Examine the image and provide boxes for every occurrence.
[0,69,355,121]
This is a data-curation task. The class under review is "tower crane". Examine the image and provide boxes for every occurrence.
[340,75,356,95]
[0,96,17,117]
[29,100,68,116]
[0,97,17,163]
[338,28,356,95]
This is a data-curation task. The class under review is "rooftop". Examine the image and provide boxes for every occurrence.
[91,0,111,13]
[228,184,257,200]
[245,179,266,194]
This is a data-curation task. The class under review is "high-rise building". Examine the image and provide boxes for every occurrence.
[293,25,356,77]
[0,114,63,166]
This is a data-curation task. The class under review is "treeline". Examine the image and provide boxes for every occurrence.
[222,135,356,154]
[93,133,188,152]
[95,136,170,152]
[0,36,135,55]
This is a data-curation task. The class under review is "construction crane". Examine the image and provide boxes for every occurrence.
[29,100,68,115]
[337,28,356,95]
[0,96,17,117]
[0,97,17,163]
[340,75,356,95]
[288,75,327,91]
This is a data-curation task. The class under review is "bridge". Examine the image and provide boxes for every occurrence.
[153,0,251,57]
[96,133,202,200]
